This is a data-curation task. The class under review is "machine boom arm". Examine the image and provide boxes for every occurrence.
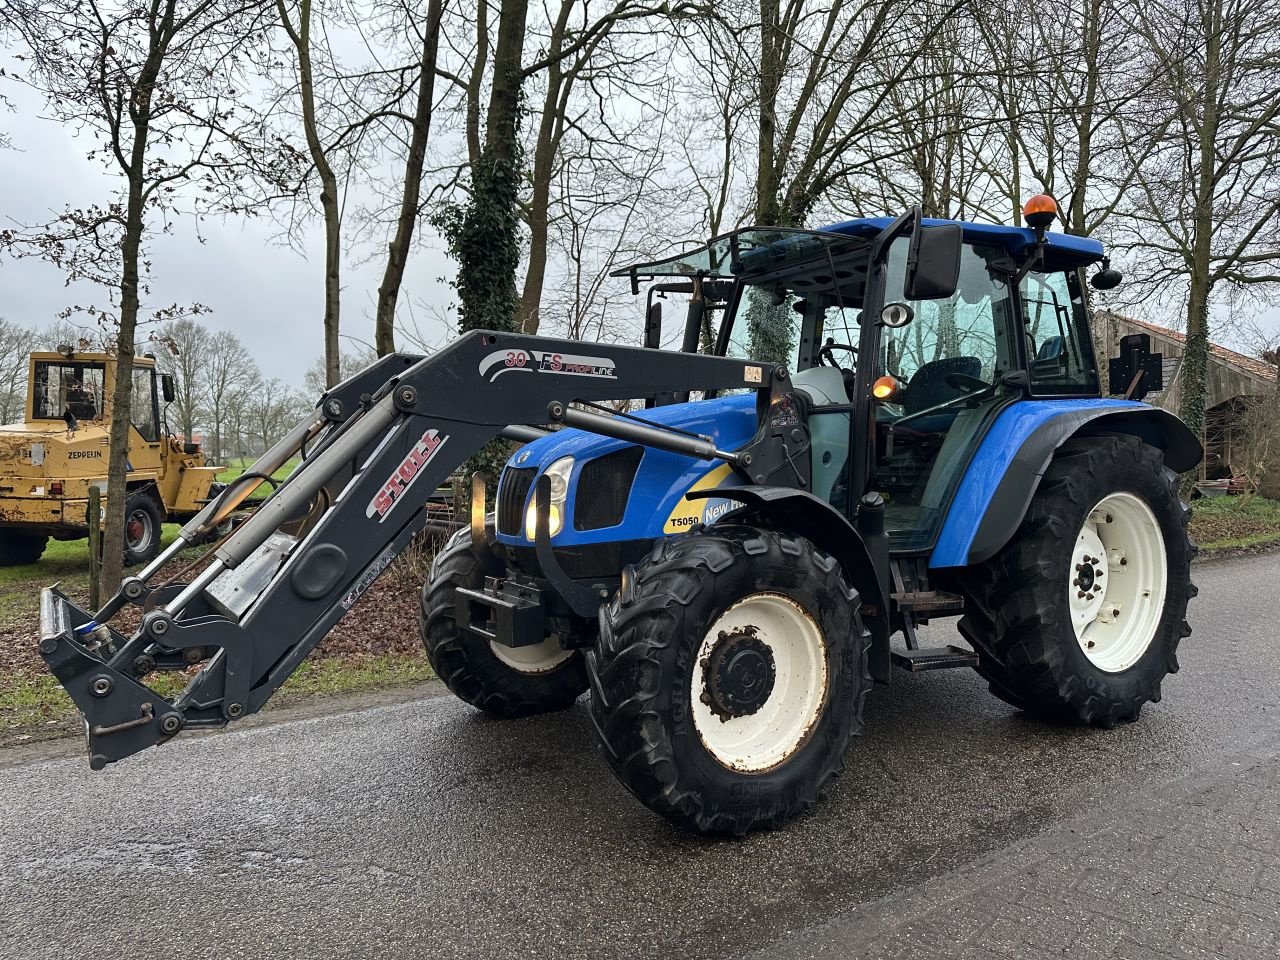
[38,330,798,769]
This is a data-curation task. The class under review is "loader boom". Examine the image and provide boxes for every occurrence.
[39,330,801,769]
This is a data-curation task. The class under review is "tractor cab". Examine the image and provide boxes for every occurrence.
[610,210,1111,558]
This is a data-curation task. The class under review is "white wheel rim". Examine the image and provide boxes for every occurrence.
[489,635,574,675]
[1069,492,1167,673]
[691,593,828,773]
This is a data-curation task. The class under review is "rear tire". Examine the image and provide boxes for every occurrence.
[588,525,870,835]
[123,492,164,566]
[959,435,1195,727]
[0,529,48,566]
[420,527,589,718]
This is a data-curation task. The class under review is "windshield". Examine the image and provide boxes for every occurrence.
[32,361,106,420]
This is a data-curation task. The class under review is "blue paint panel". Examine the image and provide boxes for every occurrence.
[494,394,757,547]
[928,398,1145,568]
[820,217,1105,264]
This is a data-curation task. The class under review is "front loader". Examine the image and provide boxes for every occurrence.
[38,197,1202,835]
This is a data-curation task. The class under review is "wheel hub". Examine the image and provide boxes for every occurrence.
[126,515,146,545]
[702,629,776,720]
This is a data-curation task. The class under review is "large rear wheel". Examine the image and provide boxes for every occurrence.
[420,526,589,717]
[588,525,870,835]
[0,529,47,566]
[959,434,1195,726]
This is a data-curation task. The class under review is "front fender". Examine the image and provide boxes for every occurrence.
[931,399,1202,569]
[689,485,891,679]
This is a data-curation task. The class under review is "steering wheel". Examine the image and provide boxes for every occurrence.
[819,337,858,368]
[944,372,988,393]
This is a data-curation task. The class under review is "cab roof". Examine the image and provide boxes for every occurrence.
[821,217,1105,268]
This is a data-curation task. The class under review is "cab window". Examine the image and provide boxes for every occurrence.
[131,367,159,441]
[32,361,105,420]
[1021,270,1099,395]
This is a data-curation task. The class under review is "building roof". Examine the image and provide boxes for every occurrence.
[1114,314,1278,384]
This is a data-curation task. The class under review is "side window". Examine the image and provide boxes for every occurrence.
[131,367,159,441]
[1021,270,1099,395]
[880,242,1016,389]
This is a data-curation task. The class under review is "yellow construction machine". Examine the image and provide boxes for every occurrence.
[0,346,221,565]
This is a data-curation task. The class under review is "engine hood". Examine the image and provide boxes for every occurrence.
[495,393,758,547]
[508,392,757,470]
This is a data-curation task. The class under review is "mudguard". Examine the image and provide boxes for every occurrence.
[931,399,1203,568]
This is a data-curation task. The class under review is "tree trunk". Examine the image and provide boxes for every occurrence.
[754,0,783,224]
[277,0,342,386]
[1179,0,1223,458]
[373,0,443,355]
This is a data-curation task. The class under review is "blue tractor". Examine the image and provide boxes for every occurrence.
[422,198,1199,833]
[39,198,1199,836]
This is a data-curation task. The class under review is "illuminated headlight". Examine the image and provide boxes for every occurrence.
[525,456,574,540]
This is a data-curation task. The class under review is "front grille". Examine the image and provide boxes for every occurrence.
[574,446,644,531]
[496,466,537,536]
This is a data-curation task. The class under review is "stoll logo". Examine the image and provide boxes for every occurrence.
[367,429,448,522]
[478,348,617,382]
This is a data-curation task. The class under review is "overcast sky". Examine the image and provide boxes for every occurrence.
[3,57,1276,393]
[0,71,458,390]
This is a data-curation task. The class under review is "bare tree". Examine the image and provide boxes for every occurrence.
[203,329,258,461]
[1120,0,1280,443]
[271,0,345,386]
[0,318,36,424]
[249,375,304,449]
[153,317,211,441]
[1,0,267,593]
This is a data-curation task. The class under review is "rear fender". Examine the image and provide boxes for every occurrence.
[932,400,1202,568]
[688,486,891,680]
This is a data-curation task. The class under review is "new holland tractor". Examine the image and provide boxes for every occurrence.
[38,197,1199,835]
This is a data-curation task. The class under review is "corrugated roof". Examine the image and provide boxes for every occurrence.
[1107,313,1278,384]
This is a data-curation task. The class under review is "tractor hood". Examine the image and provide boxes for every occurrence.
[494,393,757,547]
[0,419,110,489]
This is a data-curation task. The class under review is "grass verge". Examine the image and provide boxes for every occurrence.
[2,653,435,740]
[216,456,300,484]
[1189,494,1280,553]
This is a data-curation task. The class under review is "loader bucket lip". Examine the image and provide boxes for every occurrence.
[38,585,181,769]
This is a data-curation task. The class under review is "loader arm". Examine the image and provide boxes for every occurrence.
[39,330,798,769]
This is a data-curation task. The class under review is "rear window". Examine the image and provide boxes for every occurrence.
[32,361,105,420]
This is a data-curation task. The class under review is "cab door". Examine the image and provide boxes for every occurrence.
[871,241,1020,551]
[127,366,164,475]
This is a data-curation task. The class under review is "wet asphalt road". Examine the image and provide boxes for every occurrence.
[2,552,1278,960]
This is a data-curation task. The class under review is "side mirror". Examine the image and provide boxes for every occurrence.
[161,373,176,403]
[1090,259,1123,290]
[905,224,962,300]
[643,302,662,350]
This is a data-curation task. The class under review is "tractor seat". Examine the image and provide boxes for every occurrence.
[901,356,982,434]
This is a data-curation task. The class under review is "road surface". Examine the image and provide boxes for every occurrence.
[2,551,1278,960]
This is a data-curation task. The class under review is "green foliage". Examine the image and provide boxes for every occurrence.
[433,140,525,336]
[744,294,795,367]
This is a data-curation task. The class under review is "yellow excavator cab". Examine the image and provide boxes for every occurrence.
[0,348,221,565]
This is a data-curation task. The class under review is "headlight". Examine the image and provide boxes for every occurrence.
[525,456,574,539]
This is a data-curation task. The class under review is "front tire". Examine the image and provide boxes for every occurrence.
[420,526,589,718]
[588,525,870,835]
[123,492,165,566]
[959,434,1195,727]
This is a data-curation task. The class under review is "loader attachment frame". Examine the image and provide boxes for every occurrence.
[39,330,809,769]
